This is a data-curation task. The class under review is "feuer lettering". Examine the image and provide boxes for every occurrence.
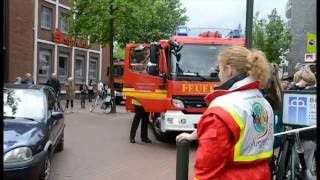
[182,84,213,93]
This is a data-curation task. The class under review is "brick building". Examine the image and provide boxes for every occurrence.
[5,0,110,88]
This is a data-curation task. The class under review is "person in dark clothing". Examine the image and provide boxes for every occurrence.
[88,80,94,102]
[79,80,87,109]
[45,73,61,95]
[129,99,152,143]
[21,73,35,84]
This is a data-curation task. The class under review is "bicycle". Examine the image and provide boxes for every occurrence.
[89,89,113,113]
[273,125,317,180]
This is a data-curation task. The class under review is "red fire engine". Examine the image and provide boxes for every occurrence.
[123,31,245,141]
[113,58,125,104]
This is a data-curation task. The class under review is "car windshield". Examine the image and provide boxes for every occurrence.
[170,44,229,81]
[3,89,45,120]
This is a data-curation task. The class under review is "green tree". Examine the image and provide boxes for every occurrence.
[253,9,292,64]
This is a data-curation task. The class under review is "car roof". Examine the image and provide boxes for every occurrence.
[3,83,50,91]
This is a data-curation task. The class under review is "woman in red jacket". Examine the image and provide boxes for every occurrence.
[177,46,274,180]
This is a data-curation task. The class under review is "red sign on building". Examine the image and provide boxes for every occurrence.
[54,29,89,48]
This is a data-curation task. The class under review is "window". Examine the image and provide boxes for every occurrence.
[130,48,151,74]
[58,53,69,83]
[75,55,85,84]
[38,49,52,83]
[59,14,69,34]
[41,6,52,30]
[89,58,98,83]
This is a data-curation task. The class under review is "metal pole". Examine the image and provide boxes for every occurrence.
[273,125,317,137]
[176,140,190,180]
[245,0,254,48]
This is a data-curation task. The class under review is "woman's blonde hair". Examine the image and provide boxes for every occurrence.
[218,46,270,87]
[293,68,316,85]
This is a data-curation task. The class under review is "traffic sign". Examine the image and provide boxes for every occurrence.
[304,53,316,63]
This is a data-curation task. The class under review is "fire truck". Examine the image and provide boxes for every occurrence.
[123,30,245,141]
[113,58,125,105]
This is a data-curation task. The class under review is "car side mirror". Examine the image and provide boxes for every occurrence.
[52,111,63,120]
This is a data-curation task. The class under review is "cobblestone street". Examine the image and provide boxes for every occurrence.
[51,100,196,180]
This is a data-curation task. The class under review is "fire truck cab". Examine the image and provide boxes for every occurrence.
[123,31,245,141]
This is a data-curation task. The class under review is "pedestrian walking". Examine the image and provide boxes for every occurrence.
[176,46,274,180]
[80,80,87,109]
[129,99,152,143]
[45,73,61,95]
[88,79,94,102]
[65,77,75,113]
[21,73,35,84]
[14,77,22,84]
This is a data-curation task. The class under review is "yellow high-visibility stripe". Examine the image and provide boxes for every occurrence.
[123,88,167,99]
[210,105,272,162]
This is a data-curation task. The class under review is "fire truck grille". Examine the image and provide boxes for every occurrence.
[173,96,207,109]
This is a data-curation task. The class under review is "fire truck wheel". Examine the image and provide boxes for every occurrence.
[152,114,172,142]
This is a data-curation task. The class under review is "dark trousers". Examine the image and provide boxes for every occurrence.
[80,93,86,108]
[130,105,150,140]
[66,100,74,108]
[88,90,94,102]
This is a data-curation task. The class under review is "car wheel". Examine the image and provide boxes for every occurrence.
[55,132,64,152]
[39,155,51,180]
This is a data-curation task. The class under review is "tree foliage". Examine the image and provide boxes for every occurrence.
[69,0,188,47]
[253,9,292,64]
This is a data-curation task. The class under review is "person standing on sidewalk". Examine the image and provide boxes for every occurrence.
[21,73,35,84]
[176,46,274,180]
[129,99,152,144]
[88,79,94,102]
[14,77,22,84]
[46,73,61,95]
[79,80,88,109]
[65,77,75,113]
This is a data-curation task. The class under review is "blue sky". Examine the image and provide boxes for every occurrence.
[180,0,288,35]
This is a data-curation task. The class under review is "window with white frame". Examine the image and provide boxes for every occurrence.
[41,6,52,30]
[75,55,85,84]
[38,49,52,83]
[59,14,69,34]
[89,58,98,83]
[58,53,69,83]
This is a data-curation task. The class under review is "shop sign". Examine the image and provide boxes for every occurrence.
[54,29,89,48]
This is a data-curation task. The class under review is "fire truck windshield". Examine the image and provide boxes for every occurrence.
[170,44,229,81]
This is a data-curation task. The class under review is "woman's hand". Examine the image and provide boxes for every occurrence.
[176,131,197,142]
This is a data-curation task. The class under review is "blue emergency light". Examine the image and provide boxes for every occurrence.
[176,27,188,36]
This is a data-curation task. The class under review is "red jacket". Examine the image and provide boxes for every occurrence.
[193,81,271,180]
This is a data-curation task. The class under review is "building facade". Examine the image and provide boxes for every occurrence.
[6,0,110,88]
[286,0,317,74]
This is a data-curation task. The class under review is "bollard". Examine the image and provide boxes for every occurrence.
[176,140,190,180]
